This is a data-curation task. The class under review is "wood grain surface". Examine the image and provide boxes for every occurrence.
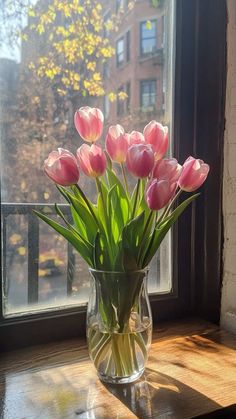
[0,318,236,419]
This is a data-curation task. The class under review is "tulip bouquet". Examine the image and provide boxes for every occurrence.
[36,106,209,272]
[34,106,209,383]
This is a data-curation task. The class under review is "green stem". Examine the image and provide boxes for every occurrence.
[105,350,113,376]
[96,178,108,224]
[137,211,153,265]
[131,178,141,219]
[93,336,111,368]
[156,189,182,228]
[112,335,125,376]
[120,163,129,196]
[134,332,147,360]
[164,188,182,218]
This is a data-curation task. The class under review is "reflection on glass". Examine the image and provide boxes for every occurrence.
[0,0,175,316]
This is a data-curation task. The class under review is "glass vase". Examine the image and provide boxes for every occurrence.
[87,268,152,384]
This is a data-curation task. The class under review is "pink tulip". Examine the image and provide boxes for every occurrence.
[178,156,210,192]
[126,144,155,178]
[143,120,168,160]
[105,124,129,163]
[128,131,145,146]
[77,144,106,177]
[74,106,104,142]
[145,179,177,211]
[153,158,182,183]
[44,148,79,186]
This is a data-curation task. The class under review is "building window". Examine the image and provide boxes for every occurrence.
[140,20,157,55]
[140,80,156,109]
[126,30,130,62]
[116,37,125,67]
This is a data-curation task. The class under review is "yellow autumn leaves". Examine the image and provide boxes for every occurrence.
[26,0,122,99]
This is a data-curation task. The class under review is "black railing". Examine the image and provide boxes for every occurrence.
[1,203,75,305]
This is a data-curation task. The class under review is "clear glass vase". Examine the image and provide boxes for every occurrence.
[87,268,152,384]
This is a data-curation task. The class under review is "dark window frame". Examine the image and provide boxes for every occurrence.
[0,0,227,351]
[140,19,157,56]
[126,30,131,62]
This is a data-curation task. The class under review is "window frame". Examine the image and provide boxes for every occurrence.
[140,79,157,109]
[140,18,157,56]
[126,30,131,62]
[0,0,227,351]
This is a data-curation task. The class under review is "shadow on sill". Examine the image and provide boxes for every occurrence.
[104,368,221,419]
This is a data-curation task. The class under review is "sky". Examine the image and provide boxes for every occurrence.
[0,0,36,62]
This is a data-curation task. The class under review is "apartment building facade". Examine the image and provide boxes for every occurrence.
[101,0,170,132]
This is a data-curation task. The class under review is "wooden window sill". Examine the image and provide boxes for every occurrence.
[0,318,235,418]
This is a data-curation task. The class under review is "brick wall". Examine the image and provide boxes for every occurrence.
[221,0,236,333]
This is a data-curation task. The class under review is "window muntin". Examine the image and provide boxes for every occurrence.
[140,20,157,55]
[1,0,175,318]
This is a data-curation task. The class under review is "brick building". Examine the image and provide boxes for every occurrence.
[100,0,172,132]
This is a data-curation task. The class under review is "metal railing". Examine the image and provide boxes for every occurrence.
[1,203,75,304]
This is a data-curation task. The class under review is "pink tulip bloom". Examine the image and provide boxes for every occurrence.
[74,106,104,142]
[178,156,210,192]
[44,148,79,186]
[145,179,177,211]
[126,144,155,178]
[153,158,182,183]
[77,144,106,177]
[105,124,129,163]
[128,131,145,146]
[143,120,168,160]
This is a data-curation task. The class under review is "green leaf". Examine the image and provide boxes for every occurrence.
[93,232,110,270]
[122,211,145,270]
[70,185,98,219]
[70,206,87,238]
[142,193,200,267]
[107,184,119,242]
[33,210,94,266]
[107,168,130,223]
[97,192,107,234]
[56,185,71,204]
[64,190,98,240]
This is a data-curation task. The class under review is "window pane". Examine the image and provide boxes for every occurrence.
[116,38,125,66]
[141,20,157,54]
[1,0,175,317]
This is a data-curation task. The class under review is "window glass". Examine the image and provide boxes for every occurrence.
[0,0,175,317]
[140,20,157,55]
[141,80,156,109]
[116,37,125,67]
